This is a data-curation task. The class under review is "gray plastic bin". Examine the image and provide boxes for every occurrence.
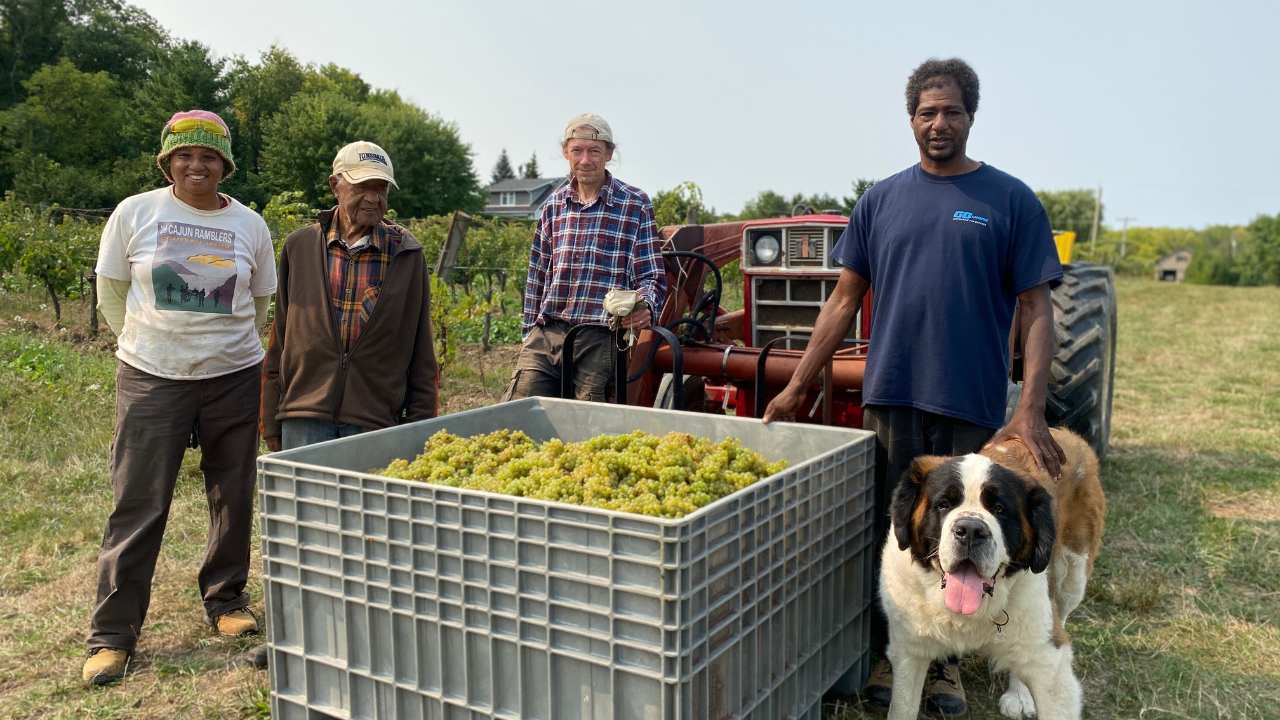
[259,397,875,719]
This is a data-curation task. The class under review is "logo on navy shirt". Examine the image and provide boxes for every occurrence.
[952,210,990,226]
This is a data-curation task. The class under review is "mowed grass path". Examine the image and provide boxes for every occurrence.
[832,279,1280,720]
[0,278,1277,719]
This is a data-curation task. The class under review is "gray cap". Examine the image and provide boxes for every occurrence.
[563,113,613,144]
[332,140,398,189]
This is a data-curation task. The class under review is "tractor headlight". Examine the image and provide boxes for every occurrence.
[753,234,781,264]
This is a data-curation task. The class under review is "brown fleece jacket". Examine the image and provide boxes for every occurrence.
[260,210,438,440]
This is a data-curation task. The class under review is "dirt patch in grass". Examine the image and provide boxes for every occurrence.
[1207,490,1280,522]
[438,342,519,414]
[0,290,117,353]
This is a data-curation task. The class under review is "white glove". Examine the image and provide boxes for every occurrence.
[603,289,644,347]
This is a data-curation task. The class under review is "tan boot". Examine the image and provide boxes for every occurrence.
[862,657,894,711]
[925,658,968,716]
[213,608,259,638]
[82,648,129,686]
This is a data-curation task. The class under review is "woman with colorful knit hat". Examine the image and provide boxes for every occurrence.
[82,110,276,686]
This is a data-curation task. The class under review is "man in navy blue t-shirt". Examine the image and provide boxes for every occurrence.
[763,57,1065,715]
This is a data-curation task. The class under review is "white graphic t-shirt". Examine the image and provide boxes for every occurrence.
[96,187,278,380]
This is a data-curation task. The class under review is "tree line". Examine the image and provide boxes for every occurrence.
[649,182,1279,286]
[490,149,540,183]
[3,1,1275,298]
[1031,188,1280,285]
[0,0,485,216]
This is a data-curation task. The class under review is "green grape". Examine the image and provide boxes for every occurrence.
[376,430,786,518]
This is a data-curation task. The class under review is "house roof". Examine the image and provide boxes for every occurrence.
[487,177,566,193]
[1156,250,1193,265]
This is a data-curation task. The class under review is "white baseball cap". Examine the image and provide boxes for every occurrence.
[332,140,398,189]
[562,113,614,145]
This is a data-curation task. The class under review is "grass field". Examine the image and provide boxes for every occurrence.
[0,277,1276,719]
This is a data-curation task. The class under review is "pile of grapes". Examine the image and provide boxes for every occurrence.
[379,429,787,518]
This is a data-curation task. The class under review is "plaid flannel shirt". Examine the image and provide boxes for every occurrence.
[326,214,399,349]
[522,173,667,335]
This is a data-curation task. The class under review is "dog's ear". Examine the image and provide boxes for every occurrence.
[1027,486,1057,573]
[891,455,946,552]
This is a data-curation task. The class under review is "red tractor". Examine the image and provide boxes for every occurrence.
[616,214,1117,458]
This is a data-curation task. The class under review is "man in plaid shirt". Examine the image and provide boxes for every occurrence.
[262,140,438,452]
[506,113,667,402]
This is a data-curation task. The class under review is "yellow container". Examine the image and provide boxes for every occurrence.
[1054,230,1077,265]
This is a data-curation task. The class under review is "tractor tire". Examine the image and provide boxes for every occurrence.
[653,373,713,413]
[1046,263,1117,460]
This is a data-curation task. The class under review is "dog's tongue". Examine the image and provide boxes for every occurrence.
[944,565,986,615]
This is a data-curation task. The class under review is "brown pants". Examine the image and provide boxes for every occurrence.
[504,320,615,402]
[88,361,261,652]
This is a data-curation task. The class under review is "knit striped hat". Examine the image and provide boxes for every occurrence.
[156,110,236,181]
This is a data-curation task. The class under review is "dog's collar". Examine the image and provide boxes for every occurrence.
[992,609,1010,635]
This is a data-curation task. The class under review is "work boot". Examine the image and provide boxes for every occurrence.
[213,608,259,638]
[925,658,968,716]
[862,657,894,711]
[82,648,129,686]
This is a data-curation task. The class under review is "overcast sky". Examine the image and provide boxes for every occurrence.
[132,0,1276,228]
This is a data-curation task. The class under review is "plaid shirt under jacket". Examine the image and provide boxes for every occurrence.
[325,215,399,349]
[522,173,667,335]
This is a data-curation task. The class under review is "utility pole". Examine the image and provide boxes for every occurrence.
[1089,185,1102,255]
[1116,216,1136,259]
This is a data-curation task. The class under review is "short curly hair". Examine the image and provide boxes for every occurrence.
[905,58,980,117]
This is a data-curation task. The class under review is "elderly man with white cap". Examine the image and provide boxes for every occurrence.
[506,113,667,402]
[261,140,438,451]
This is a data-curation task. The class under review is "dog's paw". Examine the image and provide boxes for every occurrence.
[999,677,1036,719]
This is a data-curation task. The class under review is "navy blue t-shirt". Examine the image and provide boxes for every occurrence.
[832,163,1062,428]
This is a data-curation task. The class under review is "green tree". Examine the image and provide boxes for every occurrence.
[58,0,166,89]
[738,190,848,220]
[261,190,316,254]
[259,88,361,207]
[653,181,715,226]
[0,191,26,277]
[0,0,71,108]
[1236,213,1280,286]
[0,58,134,206]
[1184,225,1244,286]
[1185,250,1238,285]
[126,40,227,153]
[0,20,488,218]
[260,88,484,217]
[354,92,484,216]
[520,152,540,179]
[1036,189,1102,241]
[224,46,309,203]
[790,192,844,215]
[848,177,877,211]
[1,59,126,167]
[304,63,370,102]
[1,0,169,107]
[738,190,790,220]
[491,148,515,184]
[12,205,98,322]
[1088,226,1197,276]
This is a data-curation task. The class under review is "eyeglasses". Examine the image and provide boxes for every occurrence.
[166,118,229,138]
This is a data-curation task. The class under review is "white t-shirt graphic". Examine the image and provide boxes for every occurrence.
[96,187,277,379]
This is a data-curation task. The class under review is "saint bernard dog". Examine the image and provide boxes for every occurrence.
[880,428,1105,720]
